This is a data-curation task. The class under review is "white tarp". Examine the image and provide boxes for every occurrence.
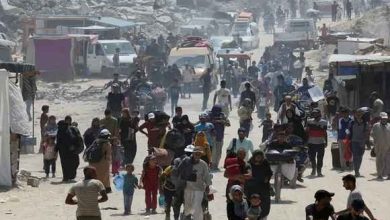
[0,70,11,187]
[9,81,31,135]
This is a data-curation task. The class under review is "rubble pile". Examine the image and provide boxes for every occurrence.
[35,81,106,102]
[18,170,41,188]
[2,0,198,38]
[333,6,390,39]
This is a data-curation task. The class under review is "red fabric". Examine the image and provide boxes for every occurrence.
[308,128,327,138]
[143,166,159,209]
[224,158,240,177]
[143,166,159,189]
[140,122,164,149]
[111,161,120,175]
[145,188,158,209]
[343,139,352,162]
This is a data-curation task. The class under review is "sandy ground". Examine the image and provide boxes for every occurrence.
[1,27,389,220]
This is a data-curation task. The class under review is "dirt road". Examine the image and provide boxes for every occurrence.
[0,31,388,220]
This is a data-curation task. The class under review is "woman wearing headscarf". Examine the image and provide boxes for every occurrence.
[227,185,249,220]
[89,129,112,192]
[285,108,306,141]
[193,131,212,166]
[244,150,273,220]
[83,118,101,147]
[56,120,79,182]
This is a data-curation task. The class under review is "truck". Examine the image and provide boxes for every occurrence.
[87,39,137,75]
[168,40,218,92]
[231,14,259,50]
[26,34,137,81]
[273,19,318,50]
[179,17,219,37]
[26,35,137,81]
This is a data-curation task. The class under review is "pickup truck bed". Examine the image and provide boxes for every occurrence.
[274,31,317,49]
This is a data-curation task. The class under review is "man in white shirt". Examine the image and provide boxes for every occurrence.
[371,112,390,179]
[182,64,195,98]
[213,80,232,117]
[335,174,377,220]
[226,128,254,161]
[369,92,384,123]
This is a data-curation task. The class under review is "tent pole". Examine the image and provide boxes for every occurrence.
[32,98,35,138]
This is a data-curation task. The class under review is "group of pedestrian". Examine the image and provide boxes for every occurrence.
[305,174,376,220]
[334,91,390,179]
[40,110,83,182]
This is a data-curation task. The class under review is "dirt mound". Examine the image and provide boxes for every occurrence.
[332,6,390,38]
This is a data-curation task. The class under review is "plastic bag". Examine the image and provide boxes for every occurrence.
[343,139,352,162]
[158,194,165,208]
[113,174,124,191]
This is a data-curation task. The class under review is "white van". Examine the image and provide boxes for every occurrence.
[87,40,137,75]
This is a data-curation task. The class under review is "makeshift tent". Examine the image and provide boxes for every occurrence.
[0,69,11,186]
[0,64,34,187]
[328,54,390,110]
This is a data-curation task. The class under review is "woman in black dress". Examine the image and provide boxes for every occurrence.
[56,120,79,182]
[83,118,101,147]
[244,150,273,220]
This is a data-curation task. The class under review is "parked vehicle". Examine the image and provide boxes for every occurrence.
[231,13,259,50]
[168,37,218,92]
[179,17,219,37]
[274,19,318,50]
[87,39,137,75]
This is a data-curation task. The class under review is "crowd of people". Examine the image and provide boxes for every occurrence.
[30,4,390,219]
[36,62,388,220]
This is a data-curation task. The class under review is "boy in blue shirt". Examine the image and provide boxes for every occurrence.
[123,164,138,215]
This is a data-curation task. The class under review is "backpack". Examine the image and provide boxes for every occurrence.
[83,141,103,163]
[69,126,84,154]
[164,128,185,150]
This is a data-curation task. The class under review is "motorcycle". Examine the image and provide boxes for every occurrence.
[265,149,299,203]
[133,81,154,115]
[286,135,309,185]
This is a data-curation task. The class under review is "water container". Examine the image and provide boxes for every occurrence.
[113,175,124,191]
[158,195,165,208]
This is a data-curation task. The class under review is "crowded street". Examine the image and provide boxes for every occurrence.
[1,0,390,220]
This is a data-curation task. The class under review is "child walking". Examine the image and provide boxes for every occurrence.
[123,164,138,215]
[160,165,176,219]
[42,135,57,178]
[260,112,274,143]
[39,105,49,153]
[140,155,161,215]
[111,139,122,176]
[247,194,262,220]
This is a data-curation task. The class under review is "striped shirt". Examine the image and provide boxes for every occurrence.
[306,118,327,145]
[69,179,105,217]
